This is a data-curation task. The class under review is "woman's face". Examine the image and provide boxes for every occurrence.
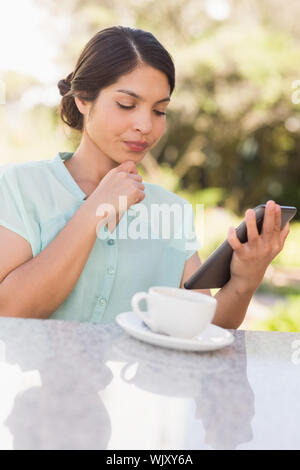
[75,65,171,164]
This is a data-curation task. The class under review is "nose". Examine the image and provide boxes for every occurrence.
[133,110,153,135]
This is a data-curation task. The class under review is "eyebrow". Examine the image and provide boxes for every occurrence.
[116,89,170,104]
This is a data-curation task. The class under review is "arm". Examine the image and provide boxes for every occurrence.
[180,200,290,329]
[0,160,144,319]
[0,197,106,319]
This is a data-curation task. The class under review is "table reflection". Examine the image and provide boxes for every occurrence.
[0,319,255,450]
[0,320,116,450]
[111,330,255,450]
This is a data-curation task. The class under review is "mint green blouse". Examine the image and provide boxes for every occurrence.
[0,152,201,323]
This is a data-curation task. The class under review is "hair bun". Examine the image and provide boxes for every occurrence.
[57,76,72,96]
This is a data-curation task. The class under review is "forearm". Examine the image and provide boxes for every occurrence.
[0,199,105,319]
[212,280,256,329]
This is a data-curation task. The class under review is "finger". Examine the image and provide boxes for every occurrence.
[136,189,146,202]
[274,204,281,234]
[245,208,259,244]
[261,200,276,240]
[116,160,138,174]
[128,173,143,182]
[136,183,145,191]
[227,226,243,252]
[280,221,290,247]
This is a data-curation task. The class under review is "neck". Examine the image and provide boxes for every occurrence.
[68,134,118,185]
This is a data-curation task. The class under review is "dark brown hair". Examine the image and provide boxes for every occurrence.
[57,25,175,132]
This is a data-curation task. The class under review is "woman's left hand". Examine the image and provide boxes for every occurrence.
[227,200,290,294]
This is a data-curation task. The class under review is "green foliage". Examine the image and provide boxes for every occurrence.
[252,294,300,332]
[3,1,300,219]
[176,187,226,208]
[257,282,300,297]
[272,222,300,267]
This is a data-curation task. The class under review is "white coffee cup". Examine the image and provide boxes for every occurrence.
[131,286,217,339]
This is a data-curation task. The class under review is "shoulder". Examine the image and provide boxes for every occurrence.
[0,159,52,187]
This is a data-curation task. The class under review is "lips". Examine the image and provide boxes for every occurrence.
[124,141,149,151]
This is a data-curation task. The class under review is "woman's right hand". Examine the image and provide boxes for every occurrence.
[89,160,145,230]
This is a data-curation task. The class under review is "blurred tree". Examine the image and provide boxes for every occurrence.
[27,0,300,217]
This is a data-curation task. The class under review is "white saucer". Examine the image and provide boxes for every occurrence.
[116,311,234,352]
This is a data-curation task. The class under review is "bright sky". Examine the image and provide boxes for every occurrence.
[0,0,70,84]
[205,0,231,21]
[0,0,231,85]
[0,0,231,107]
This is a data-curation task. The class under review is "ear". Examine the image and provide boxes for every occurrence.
[74,95,90,116]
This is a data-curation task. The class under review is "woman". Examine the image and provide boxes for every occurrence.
[0,26,290,326]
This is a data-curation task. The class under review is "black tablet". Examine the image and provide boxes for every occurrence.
[184,204,297,290]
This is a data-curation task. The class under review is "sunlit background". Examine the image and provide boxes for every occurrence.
[1,0,300,331]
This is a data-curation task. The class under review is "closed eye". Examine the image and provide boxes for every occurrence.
[116,102,167,116]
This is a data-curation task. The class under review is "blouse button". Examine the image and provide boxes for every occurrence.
[97,296,107,306]
[107,265,115,275]
[107,239,115,246]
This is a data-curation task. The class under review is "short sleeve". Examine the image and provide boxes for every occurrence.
[0,166,40,257]
[182,202,202,261]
